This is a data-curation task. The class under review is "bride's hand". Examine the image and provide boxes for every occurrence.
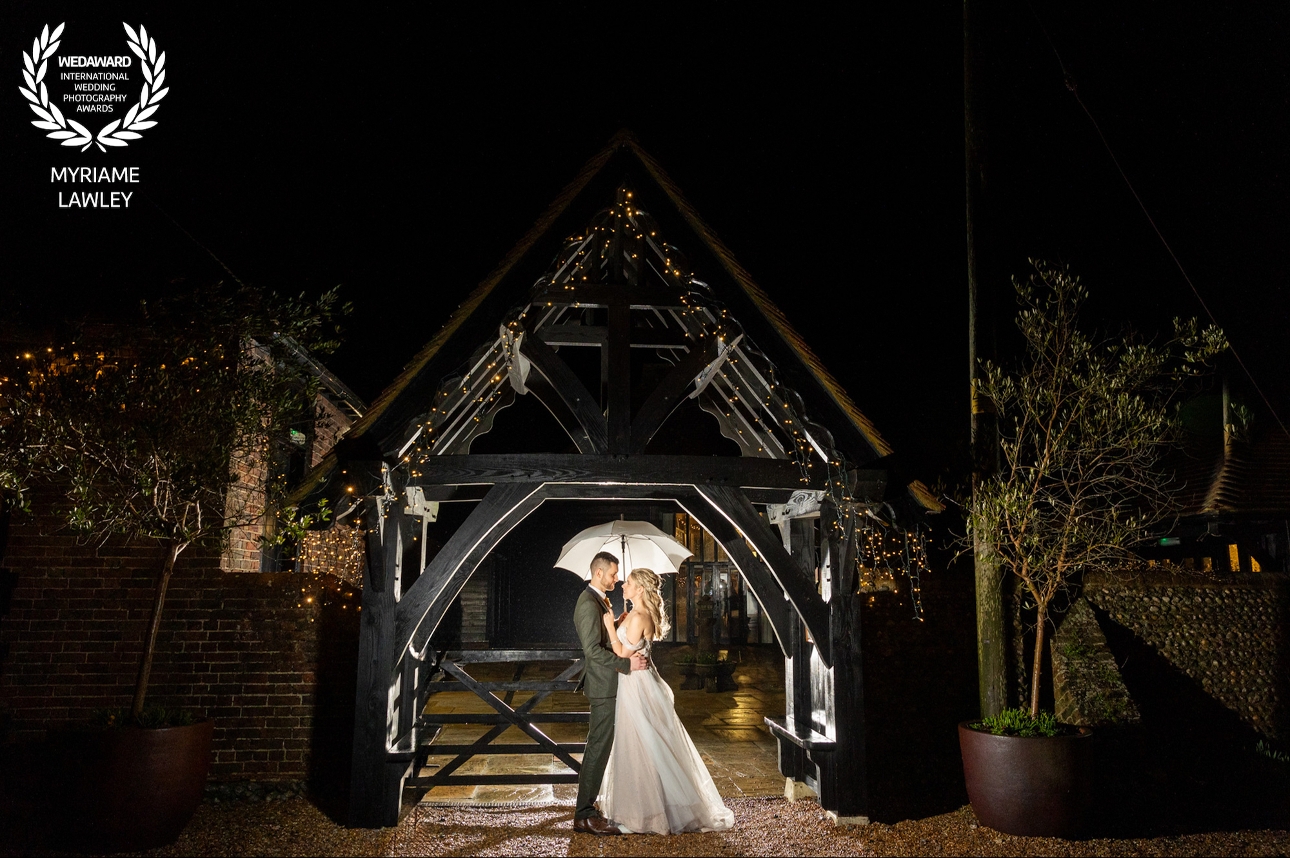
[601,611,617,633]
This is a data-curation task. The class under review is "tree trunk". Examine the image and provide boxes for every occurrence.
[131,540,181,720]
[965,0,1005,718]
[1029,606,1047,717]
[974,534,1006,716]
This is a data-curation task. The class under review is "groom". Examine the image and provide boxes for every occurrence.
[573,551,647,835]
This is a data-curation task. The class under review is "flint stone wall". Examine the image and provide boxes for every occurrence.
[1051,596,1140,727]
[1084,569,1288,742]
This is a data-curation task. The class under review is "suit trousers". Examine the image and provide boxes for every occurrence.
[575,696,616,819]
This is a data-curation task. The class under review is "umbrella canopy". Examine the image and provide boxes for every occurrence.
[554,520,693,580]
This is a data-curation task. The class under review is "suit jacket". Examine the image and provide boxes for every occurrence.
[574,586,631,699]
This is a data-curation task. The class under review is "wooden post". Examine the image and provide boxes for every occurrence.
[814,500,868,821]
[780,609,809,783]
[785,518,816,786]
[824,593,868,821]
[966,0,1006,718]
[349,477,411,827]
[606,297,632,454]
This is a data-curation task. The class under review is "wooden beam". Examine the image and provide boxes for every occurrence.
[670,491,792,657]
[509,482,800,663]
[416,658,586,782]
[417,744,586,755]
[395,483,549,658]
[419,713,589,724]
[824,594,869,819]
[630,335,720,453]
[413,484,491,502]
[440,662,583,771]
[692,484,833,666]
[409,481,798,661]
[407,454,822,490]
[607,300,632,454]
[441,649,583,662]
[536,283,685,308]
[517,330,607,454]
[536,326,688,350]
[521,371,603,455]
[536,325,607,347]
[348,490,410,827]
[411,773,582,787]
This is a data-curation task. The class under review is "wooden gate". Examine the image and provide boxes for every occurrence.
[409,650,588,790]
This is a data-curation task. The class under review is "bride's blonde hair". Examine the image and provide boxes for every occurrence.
[628,567,671,641]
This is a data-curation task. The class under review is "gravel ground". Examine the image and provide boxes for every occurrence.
[6,797,1288,857]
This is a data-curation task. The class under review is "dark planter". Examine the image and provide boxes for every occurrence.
[958,721,1093,839]
[53,719,214,852]
[676,662,704,690]
[709,661,738,693]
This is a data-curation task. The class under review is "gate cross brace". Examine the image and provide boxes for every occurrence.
[434,660,584,772]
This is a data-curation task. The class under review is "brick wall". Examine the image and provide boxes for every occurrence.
[0,500,360,784]
[222,446,269,574]
[860,555,978,821]
[222,392,354,576]
[311,395,350,469]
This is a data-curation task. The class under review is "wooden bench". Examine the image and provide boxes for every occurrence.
[763,717,836,751]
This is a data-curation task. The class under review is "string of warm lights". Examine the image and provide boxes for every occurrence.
[297,520,365,589]
[333,186,931,621]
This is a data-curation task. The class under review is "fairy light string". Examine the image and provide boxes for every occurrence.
[339,186,930,618]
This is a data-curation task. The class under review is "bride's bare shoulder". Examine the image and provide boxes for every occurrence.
[629,609,656,639]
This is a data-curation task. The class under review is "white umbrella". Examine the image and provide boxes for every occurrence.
[554,520,693,580]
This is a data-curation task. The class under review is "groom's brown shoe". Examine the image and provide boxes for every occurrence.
[573,814,621,836]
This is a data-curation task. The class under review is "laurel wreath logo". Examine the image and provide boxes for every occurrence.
[19,22,168,153]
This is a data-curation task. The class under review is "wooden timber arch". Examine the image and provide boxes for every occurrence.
[293,131,940,827]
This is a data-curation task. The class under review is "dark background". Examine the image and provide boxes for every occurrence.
[2,1,1287,493]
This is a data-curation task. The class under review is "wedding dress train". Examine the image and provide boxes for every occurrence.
[599,627,735,834]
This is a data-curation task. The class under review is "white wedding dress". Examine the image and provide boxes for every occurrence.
[599,627,735,834]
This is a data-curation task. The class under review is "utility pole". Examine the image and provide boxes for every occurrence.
[965,0,1005,717]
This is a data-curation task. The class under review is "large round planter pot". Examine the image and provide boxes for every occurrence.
[958,721,1093,839]
[54,719,214,852]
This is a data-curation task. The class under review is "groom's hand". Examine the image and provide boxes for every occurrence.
[630,653,648,671]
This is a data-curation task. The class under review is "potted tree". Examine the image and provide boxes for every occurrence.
[961,261,1224,838]
[2,283,346,851]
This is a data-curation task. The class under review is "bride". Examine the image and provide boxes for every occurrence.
[598,567,735,834]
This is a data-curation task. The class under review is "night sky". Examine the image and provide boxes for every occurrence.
[2,2,1286,492]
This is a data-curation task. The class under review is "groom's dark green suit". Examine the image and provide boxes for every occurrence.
[574,585,631,821]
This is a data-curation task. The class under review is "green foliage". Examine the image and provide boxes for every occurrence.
[674,652,696,665]
[1256,740,1290,765]
[90,706,196,729]
[967,261,1225,716]
[1,281,349,716]
[4,282,348,554]
[268,498,333,548]
[1059,642,1091,660]
[973,707,1067,738]
[695,651,718,665]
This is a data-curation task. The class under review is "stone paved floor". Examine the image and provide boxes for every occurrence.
[415,643,787,806]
